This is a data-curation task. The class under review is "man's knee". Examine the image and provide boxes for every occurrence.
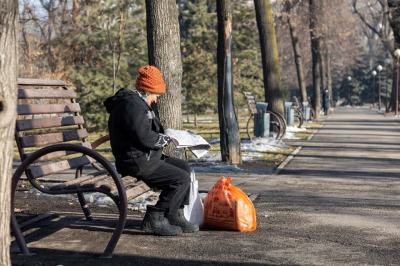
[175,159,191,174]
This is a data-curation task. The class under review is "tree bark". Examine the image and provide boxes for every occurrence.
[146,0,184,159]
[216,0,241,165]
[254,0,284,117]
[319,45,326,92]
[309,0,321,118]
[326,46,333,106]
[388,0,400,111]
[285,1,307,103]
[0,0,18,265]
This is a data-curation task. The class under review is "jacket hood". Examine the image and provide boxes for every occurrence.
[104,88,135,113]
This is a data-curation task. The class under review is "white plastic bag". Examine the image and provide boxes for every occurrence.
[184,171,204,226]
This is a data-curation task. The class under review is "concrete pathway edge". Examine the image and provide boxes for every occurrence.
[273,121,326,175]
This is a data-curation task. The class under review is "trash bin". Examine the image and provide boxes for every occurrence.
[254,111,270,137]
[302,101,310,121]
[256,102,268,112]
[284,102,294,125]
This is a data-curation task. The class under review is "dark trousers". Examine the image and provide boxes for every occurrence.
[140,157,191,215]
[324,105,329,115]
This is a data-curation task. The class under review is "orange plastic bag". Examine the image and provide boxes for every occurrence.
[203,176,256,232]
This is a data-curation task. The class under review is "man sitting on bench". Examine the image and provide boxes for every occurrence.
[104,65,199,236]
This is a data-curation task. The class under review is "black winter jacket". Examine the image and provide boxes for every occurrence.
[104,88,170,178]
[322,91,330,108]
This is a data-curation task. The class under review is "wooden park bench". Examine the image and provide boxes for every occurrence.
[11,78,150,258]
[242,92,286,140]
[307,96,315,121]
[291,96,304,128]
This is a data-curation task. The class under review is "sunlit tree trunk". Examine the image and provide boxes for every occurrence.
[216,0,241,165]
[254,0,284,118]
[319,48,326,92]
[309,0,321,118]
[0,0,18,265]
[146,0,184,159]
[285,0,307,103]
[388,0,400,111]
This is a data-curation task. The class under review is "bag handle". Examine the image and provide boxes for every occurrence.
[190,171,196,182]
[225,177,232,187]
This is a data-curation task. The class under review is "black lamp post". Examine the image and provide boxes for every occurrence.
[372,70,377,108]
[384,58,391,112]
[395,49,400,116]
[377,65,383,110]
[347,76,352,104]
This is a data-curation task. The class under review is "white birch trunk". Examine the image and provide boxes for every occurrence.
[0,0,19,265]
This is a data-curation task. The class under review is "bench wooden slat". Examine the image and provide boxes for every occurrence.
[126,183,151,200]
[18,89,76,99]
[16,116,84,131]
[63,170,109,186]
[18,78,67,87]
[17,103,81,115]
[19,129,88,148]
[27,155,96,179]
[80,174,110,186]
[25,141,92,162]
[245,95,255,100]
[104,176,137,192]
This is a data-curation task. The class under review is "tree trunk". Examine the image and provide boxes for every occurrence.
[0,0,18,265]
[388,0,400,111]
[319,47,326,92]
[285,1,307,103]
[216,0,241,165]
[254,0,284,118]
[194,106,198,127]
[326,46,333,106]
[146,0,184,159]
[309,0,321,118]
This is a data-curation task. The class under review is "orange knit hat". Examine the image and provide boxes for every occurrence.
[135,65,166,94]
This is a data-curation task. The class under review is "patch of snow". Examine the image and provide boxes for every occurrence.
[189,136,288,173]
[282,126,307,140]
[286,126,307,132]
[338,105,374,109]
[208,139,220,144]
[35,188,161,209]
[242,137,288,152]
[354,106,374,109]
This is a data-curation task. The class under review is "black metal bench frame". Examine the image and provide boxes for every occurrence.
[242,92,286,140]
[291,96,304,128]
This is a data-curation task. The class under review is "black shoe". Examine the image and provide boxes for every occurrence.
[165,208,200,233]
[140,205,182,236]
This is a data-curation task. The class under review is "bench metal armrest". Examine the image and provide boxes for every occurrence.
[91,134,110,150]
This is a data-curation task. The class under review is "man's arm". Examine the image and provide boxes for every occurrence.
[121,103,170,150]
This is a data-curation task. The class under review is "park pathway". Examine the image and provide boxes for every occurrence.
[239,107,400,265]
[281,107,400,179]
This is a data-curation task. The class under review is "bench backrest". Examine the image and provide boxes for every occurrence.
[15,78,95,180]
[292,96,301,107]
[242,92,258,114]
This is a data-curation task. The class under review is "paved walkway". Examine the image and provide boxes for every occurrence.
[11,108,400,266]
